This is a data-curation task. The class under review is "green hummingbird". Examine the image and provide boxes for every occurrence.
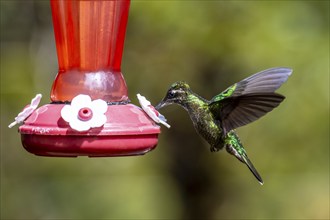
[155,67,292,185]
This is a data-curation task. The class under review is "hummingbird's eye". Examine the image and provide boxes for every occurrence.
[168,91,175,98]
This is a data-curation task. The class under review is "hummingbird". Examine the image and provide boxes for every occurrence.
[155,67,292,185]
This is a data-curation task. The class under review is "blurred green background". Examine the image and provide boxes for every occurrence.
[1,1,329,219]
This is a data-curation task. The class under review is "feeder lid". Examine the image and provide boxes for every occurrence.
[19,103,161,136]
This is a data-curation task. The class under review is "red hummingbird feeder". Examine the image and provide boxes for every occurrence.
[18,0,161,157]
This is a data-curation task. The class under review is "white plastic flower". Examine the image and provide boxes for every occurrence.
[8,94,42,128]
[137,93,170,128]
[61,94,108,132]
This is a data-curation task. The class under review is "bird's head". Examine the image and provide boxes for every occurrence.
[155,81,191,110]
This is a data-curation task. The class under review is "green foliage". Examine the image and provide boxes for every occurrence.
[1,1,329,219]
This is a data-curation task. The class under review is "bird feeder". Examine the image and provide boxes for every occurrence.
[18,0,161,157]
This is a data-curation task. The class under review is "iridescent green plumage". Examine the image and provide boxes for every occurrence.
[156,67,292,184]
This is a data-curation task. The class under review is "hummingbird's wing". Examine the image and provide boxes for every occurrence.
[210,93,285,133]
[209,67,291,133]
[210,67,292,102]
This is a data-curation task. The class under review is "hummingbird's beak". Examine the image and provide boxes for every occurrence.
[155,100,168,110]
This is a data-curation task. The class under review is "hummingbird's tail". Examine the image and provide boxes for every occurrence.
[225,131,264,185]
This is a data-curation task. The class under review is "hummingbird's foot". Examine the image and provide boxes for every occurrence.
[210,146,220,152]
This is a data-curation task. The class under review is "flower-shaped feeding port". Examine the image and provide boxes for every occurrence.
[137,94,170,128]
[18,0,161,157]
[61,95,107,132]
[8,94,42,128]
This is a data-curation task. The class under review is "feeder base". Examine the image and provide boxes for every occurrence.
[21,134,158,157]
[19,103,161,157]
